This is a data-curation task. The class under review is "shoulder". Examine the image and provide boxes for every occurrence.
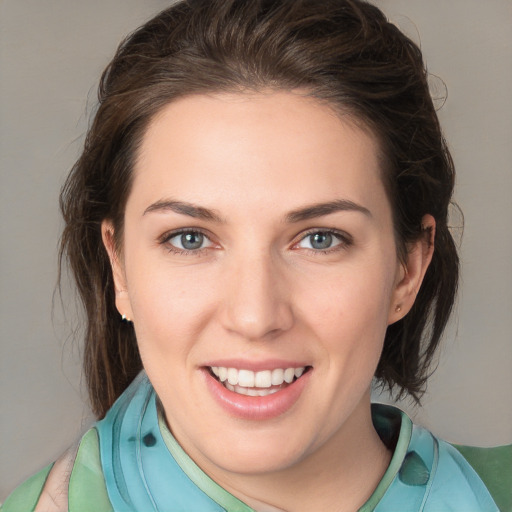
[451,443,512,512]
[1,463,53,512]
[1,428,113,512]
[370,405,510,512]
[405,424,510,512]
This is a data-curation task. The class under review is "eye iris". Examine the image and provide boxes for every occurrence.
[181,232,203,250]
[310,232,332,249]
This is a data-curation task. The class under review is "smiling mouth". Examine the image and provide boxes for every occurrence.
[208,366,311,397]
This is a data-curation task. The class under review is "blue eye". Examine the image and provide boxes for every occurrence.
[297,231,347,251]
[309,232,334,250]
[166,231,212,251]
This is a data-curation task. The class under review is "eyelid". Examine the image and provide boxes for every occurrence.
[158,227,218,254]
[157,227,352,254]
[158,227,208,243]
[292,228,353,251]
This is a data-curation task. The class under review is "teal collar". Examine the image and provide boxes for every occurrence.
[96,372,414,511]
[95,372,498,512]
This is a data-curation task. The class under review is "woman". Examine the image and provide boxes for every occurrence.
[2,0,509,510]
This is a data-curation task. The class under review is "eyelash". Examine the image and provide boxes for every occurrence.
[293,228,353,255]
[158,228,353,256]
[158,229,214,256]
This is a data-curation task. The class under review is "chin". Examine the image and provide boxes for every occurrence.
[200,428,313,475]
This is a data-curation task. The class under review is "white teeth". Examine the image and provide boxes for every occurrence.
[235,385,248,395]
[238,369,255,387]
[210,366,306,390]
[227,383,282,397]
[227,368,238,385]
[255,370,272,388]
[271,368,284,385]
[218,367,228,382]
[284,368,295,383]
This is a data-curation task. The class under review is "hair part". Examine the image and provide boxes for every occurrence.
[59,0,459,418]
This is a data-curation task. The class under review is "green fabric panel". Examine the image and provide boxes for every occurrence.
[453,444,512,512]
[0,463,53,512]
[69,427,113,512]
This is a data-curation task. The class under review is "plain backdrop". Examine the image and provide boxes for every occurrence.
[1,0,511,501]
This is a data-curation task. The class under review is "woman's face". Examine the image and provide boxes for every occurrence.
[106,92,409,476]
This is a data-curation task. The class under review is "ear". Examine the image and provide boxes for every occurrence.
[101,220,134,322]
[388,214,435,324]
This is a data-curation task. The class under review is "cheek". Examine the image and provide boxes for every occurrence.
[296,256,396,377]
[125,259,219,360]
[302,260,395,331]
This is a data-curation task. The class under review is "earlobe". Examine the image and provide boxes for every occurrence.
[388,214,435,324]
[101,220,134,322]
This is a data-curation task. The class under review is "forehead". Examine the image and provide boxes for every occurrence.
[130,91,388,219]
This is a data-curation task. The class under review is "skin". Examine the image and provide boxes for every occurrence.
[102,91,434,512]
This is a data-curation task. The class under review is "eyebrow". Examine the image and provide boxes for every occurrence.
[143,200,224,223]
[285,199,372,223]
[143,198,371,223]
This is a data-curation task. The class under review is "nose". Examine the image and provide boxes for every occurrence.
[220,251,294,341]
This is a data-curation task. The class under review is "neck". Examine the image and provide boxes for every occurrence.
[204,393,391,512]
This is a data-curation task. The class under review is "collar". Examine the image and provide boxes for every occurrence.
[96,372,454,512]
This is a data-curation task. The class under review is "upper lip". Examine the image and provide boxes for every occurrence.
[202,359,311,372]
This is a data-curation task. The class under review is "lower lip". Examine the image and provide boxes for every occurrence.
[203,369,311,421]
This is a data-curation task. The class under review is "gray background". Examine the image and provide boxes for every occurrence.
[1,0,511,501]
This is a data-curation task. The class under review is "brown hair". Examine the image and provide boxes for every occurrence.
[60,0,458,418]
